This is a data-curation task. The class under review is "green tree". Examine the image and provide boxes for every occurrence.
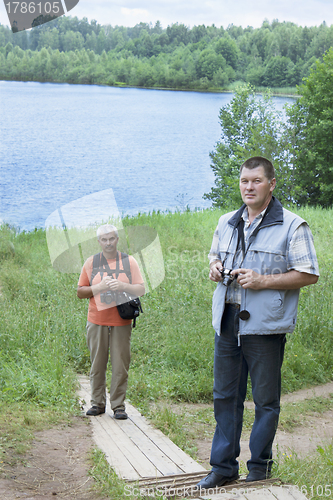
[166,23,190,45]
[34,47,50,81]
[61,31,84,52]
[286,47,333,207]
[38,28,60,50]
[287,30,302,63]
[215,36,239,69]
[262,56,296,86]
[96,30,106,54]
[195,48,225,80]
[85,32,97,52]
[204,84,295,209]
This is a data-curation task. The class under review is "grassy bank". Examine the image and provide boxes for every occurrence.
[1,206,332,498]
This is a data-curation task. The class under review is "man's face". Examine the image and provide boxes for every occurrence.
[98,232,119,256]
[239,166,276,212]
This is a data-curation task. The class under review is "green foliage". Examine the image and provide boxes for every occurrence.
[274,443,333,500]
[203,48,333,209]
[286,47,333,207]
[1,18,333,90]
[204,84,296,209]
[0,225,15,260]
[88,449,129,499]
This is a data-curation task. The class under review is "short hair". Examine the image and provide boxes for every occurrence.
[240,156,275,181]
[96,224,118,240]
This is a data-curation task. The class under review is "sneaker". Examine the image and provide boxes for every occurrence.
[86,406,105,416]
[113,408,128,420]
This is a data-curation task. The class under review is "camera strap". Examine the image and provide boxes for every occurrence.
[221,219,245,269]
[95,252,132,283]
[100,252,119,279]
[236,197,274,267]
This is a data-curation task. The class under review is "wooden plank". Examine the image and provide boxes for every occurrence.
[78,375,207,479]
[195,483,279,500]
[89,417,140,480]
[198,489,247,499]
[270,485,309,500]
[78,381,163,479]
[127,477,307,500]
[128,480,297,500]
[243,488,277,499]
[126,404,206,473]
[78,375,206,474]
[96,414,163,479]
[129,470,210,487]
[115,418,184,475]
[192,490,304,500]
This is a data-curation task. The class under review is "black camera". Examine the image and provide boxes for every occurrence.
[219,268,237,287]
[100,290,116,304]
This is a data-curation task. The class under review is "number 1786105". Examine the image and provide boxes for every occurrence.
[5,2,61,14]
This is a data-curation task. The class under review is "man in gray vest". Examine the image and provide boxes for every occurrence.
[196,156,319,490]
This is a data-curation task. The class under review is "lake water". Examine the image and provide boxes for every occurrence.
[0,81,294,231]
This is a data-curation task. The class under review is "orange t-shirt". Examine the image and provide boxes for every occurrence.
[78,252,144,326]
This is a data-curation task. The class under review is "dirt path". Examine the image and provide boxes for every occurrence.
[0,417,109,500]
[0,382,332,499]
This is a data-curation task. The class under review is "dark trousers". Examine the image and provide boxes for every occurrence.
[210,304,286,477]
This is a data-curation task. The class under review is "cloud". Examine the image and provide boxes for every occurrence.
[120,7,151,24]
[71,0,333,28]
[1,0,332,30]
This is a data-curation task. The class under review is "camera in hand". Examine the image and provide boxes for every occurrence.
[100,290,117,304]
[219,268,237,287]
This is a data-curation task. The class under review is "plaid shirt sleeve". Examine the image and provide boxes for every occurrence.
[287,223,320,275]
[208,225,221,264]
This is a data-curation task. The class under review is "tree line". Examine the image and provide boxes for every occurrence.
[1,16,333,89]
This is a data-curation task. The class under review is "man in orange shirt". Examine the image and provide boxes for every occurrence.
[77,224,145,419]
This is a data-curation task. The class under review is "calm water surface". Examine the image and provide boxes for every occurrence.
[0,81,294,231]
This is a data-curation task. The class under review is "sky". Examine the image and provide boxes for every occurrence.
[0,0,333,31]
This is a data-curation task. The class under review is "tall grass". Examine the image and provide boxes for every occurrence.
[1,207,332,411]
[254,86,298,96]
[0,227,89,413]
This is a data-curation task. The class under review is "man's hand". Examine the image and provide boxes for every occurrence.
[105,277,145,297]
[209,261,223,282]
[231,268,318,290]
[77,275,111,299]
[232,268,264,289]
[105,277,125,292]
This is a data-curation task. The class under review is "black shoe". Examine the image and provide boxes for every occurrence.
[86,406,105,416]
[195,471,239,489]
[114,408,128,420]
[246,468,271,482]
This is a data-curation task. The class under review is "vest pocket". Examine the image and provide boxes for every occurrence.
[271,292,284,319]
[249,289,284,323]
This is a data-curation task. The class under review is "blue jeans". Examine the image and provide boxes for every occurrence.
[210,304,286,477]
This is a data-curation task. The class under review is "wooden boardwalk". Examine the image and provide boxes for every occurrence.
[78,376,308,499]
[78,376,207,481]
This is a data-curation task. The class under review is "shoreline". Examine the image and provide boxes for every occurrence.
[0,77,298,97]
